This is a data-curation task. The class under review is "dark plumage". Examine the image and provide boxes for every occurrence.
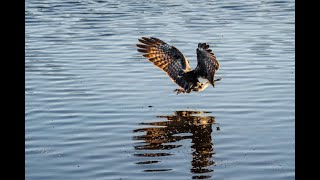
[136,37,221,94]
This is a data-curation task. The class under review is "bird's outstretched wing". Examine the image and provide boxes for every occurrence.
[136,37,194,90]
[195,43,220,86]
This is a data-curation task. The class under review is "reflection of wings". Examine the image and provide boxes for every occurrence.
[133,110,216,177]
[195,43,220,86]
[136,37,195,90]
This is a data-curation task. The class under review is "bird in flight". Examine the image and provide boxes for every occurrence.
[136,37,222,94]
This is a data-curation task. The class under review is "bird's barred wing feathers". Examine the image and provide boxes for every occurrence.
[136,37,192,89]
[196,43,220,85]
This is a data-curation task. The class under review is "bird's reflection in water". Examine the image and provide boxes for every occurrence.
[133,110,216,179]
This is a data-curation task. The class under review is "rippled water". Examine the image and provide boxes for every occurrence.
[25,0,295,179]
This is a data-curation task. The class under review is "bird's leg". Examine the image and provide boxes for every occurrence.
[174,88,186,94]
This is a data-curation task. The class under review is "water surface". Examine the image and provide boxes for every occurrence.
[26,0,295,179]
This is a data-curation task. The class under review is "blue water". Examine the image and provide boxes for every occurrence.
[25,0,295,179]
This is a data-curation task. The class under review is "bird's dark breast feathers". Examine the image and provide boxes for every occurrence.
[180,71,199,90]
[167,61,197,89]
